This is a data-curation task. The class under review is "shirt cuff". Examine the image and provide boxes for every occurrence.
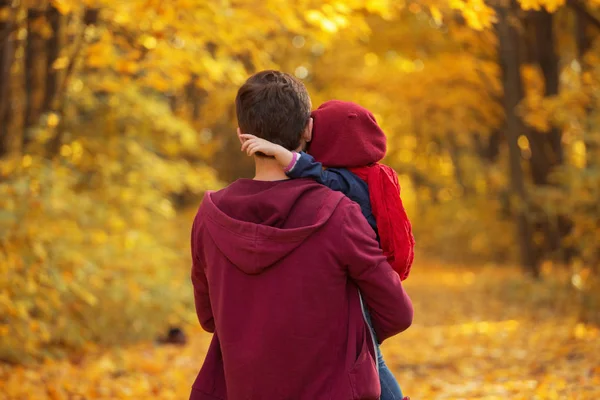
[284,152,301,173]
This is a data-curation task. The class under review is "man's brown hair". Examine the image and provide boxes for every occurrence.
[235,70,311,152]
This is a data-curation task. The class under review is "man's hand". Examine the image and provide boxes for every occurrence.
[240,134,293,168]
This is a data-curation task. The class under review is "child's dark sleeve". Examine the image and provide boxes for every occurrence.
[287,152,352,194]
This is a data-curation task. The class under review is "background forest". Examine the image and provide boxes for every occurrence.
[1,0,599,398]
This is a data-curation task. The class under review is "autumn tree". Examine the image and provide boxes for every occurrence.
[2,0,600,362]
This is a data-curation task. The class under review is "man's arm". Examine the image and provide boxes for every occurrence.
[340,200,413,342]
[190,214,215,333]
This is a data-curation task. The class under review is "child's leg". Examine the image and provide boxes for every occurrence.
[376,344,404,400]
[361,304,404,400]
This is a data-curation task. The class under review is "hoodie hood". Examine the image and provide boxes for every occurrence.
[197,179,344,275]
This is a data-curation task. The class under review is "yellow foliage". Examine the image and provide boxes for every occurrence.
[0,77,222,361]
[1,0,599,391]
[1,264,598,399]
[518,0,566,12]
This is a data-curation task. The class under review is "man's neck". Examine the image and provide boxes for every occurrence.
[253,157,289,181]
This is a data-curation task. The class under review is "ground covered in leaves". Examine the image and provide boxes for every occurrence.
[1,263,598,399]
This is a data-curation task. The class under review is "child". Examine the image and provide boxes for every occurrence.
[240,100,414,400]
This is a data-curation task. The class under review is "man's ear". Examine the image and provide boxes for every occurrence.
[237,127,245,145]
[302,118,313,143]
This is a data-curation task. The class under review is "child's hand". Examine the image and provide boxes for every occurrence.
[239,134,294,168]
[240,134,282,157]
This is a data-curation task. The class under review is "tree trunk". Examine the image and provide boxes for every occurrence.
[0,0,15,157]
[497,3,540,277]
[44,5,62,111]
[575,7,597,167]
[535,12,562,164]
[213,104,254,182]
[526,10,563,185]
[447,135,472,195]
[169,93,178,113]
[47,8,98,156]
[23,8,46,148]
[522,10,565,261]
[573,4,599,266]
[186,75,201,121]
[479,130,502,164]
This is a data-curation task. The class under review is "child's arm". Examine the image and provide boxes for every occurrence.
[240,134,351,193]
[240,134,294,168]
[285,152,351,193]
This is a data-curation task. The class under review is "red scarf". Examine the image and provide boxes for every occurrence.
[349,164,415,280]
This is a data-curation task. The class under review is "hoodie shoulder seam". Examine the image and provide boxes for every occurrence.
[203,184,347,242]
[203,207,310,242]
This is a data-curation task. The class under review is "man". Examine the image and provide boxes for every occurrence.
[190,70,413,400]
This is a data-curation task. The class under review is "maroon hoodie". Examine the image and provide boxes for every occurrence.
[190,178,413,400]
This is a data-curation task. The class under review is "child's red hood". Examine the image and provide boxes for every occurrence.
[310,100,387,168]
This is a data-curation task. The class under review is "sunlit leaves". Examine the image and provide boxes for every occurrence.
[1,265,598,398]
[0,81,221,362]
[518,0,566,12]
[448,0,497,30]
[3,0,600,375]
[50,0,73,15]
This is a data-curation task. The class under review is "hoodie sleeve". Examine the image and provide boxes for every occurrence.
[287,152,352,194]
[340,201,413,342]
[191,212,215,333]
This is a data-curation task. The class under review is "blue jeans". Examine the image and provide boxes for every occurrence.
[364,308,404,400]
